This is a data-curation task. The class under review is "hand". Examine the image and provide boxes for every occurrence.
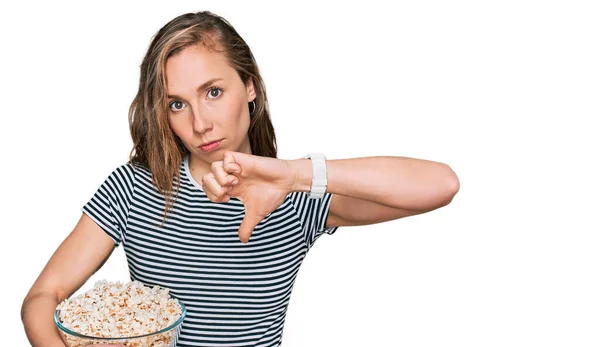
[202,151,296,243]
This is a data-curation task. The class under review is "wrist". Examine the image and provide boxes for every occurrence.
[289,158,313,193]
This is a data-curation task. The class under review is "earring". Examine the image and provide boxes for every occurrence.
[248,100,256,115]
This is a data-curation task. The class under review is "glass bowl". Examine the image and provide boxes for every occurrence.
[54,299,186,347]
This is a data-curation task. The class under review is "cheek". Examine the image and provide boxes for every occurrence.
[233,101,250,133]
[223,98,243,118]
[168,115,188,139]
[221,98,247,126]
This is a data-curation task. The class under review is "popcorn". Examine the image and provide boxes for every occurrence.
[56,280,183,347]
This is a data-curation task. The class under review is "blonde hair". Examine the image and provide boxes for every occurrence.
[128,11,277,220]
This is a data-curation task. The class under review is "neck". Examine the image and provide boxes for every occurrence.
[187,154,211,184]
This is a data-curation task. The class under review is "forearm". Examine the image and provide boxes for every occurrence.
[291,156,459,211]
[22,291,67,347]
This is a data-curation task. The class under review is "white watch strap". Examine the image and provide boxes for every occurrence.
[304,153,327,199]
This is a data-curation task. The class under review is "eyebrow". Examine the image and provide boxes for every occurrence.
[167,78,224,99]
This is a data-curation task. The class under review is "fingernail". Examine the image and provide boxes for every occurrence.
[232,179,239,185]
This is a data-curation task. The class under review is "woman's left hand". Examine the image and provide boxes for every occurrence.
[202,151,297,243]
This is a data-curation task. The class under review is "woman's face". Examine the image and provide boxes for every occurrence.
[166,43,255,169]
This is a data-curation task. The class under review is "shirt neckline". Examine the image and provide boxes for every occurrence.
[183,154,204,191]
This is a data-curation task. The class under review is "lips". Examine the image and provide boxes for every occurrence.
[199,139,223,152]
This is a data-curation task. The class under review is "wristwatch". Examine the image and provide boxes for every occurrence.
[304,153,328,199]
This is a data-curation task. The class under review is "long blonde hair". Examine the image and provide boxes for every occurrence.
[128,11,277,220]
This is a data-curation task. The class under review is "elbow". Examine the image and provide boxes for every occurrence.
[441,164,460,206]
[413,164,459,212]
[21,288,60,322]
[21,293,34,323]
[21,291,37,322]
[20,298,27,322]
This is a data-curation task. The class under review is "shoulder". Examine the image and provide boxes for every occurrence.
[114,161,154,179]
[100,161,149,192]
[108,162,139,180]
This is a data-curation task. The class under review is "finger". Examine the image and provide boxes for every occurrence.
[211,160,238,186]
[223,151,242,174]
[201,173,229,202]
[202,185,219,202]
[205,188,231,203]
[225,162,242,175]
[238,213,263,243]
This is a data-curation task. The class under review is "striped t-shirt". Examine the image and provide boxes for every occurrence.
[82,154,338,346]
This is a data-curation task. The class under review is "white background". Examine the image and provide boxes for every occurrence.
[2,1,599,346]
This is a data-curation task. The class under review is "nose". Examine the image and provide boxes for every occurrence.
[191,105,213,134]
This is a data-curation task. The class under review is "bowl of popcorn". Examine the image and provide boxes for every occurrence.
[54,280,186,347]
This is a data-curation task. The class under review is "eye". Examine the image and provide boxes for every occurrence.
[169,100,185,112]
[207,87,223,99]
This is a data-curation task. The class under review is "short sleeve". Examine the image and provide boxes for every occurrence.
[289,191,339,249]
[82,163,136,246]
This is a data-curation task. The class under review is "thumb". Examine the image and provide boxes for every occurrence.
[238,213,263,244]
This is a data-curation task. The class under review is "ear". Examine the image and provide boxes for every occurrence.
[245,77,256,102]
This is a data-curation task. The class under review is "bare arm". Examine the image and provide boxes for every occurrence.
[21,213,116,347]
[290,156,459,227]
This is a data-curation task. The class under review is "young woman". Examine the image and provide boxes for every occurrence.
[21,11,459,347]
